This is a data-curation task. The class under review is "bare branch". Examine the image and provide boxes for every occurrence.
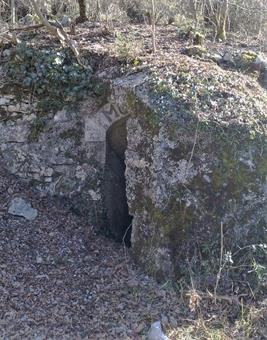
[28,0,89,69]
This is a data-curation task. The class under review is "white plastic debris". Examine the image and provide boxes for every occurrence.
[147,321,169,340]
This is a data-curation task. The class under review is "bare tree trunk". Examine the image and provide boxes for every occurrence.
[192,0,200,30]
[216,0,228,41]
[96,0,101,21]
[257,4,263,39]
[151,0,156,53]
[76,0,88,24]
[10,0,16,28]
[205,0,228,41]
[29,0,54,31]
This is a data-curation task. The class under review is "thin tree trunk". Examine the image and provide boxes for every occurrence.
[10,0,16,28]
[29,0,54,31]
[96,0,101,21]
[205,0,228,41]
[257,5,263,39]
[76,0,88,24]
[192,0,199,30]
[216,16,227,41]
[151,0,156,53]
[28,0,87,69]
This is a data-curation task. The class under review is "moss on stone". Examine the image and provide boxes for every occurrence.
[236,50,259,70]
[193,32,205,46]
[59,123,83,146]
[28,118,46,142]
[240,50,257,63]
[126,91,161,134]
[131,193,198,280]
[184,45,207,57]
[129,64,267,282]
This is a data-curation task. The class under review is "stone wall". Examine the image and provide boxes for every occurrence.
[0,71,147,226]
[0,81,133,224]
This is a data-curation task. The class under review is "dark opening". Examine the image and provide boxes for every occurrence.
[104,118,133,247]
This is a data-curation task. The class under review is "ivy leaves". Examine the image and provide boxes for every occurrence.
[7,44,92,111]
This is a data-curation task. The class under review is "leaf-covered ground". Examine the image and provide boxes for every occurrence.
[0,158,266,339]
[0,161,181,339]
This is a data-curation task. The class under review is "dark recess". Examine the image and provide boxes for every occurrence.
[104,118,133,247]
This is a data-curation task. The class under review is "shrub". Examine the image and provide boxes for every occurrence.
[114,32,142,62]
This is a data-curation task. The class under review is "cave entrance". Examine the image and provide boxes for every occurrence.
[104,118,132,247]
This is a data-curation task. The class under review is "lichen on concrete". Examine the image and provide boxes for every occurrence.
[124,58,267,281]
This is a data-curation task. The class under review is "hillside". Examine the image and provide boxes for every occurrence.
[0,22,266,339]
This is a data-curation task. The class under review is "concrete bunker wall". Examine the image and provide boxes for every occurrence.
[0,73,147,246]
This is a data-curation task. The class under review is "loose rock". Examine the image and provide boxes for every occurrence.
[8,197,38,221]
[147,321,169,340]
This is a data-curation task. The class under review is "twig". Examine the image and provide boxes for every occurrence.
[28,0,88,69]
[232,244,264,257]
[214,222,224,304]
[204,290,245,305]
[9,24,44,32]
[185,117,199,177]
[188,118,199,167]
[122,222,132,273]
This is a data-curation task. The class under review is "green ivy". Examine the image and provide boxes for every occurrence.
[6,43,92,111]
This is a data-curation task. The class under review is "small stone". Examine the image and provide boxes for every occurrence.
[184,45,207,57]
[127,278,139,288]
[7,104,20,112]
[207,52,223,63]
[135,322,145,334]
[61,15,71,27]
[0,97,10,105]
[44,167,54,177]
[26,114,36,121]
[2,49,11,58]
[147,321,169,340]
[54,109,68,122]
[36,256,43,264]
[223,51,234,63]
[8,197,38,221]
